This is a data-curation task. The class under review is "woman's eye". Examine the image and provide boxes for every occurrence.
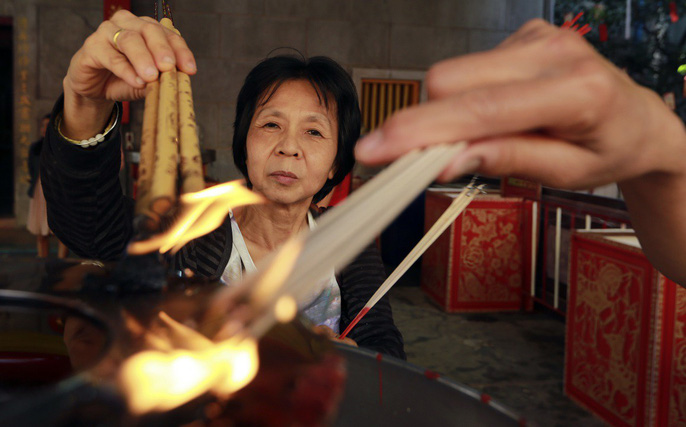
[263,122,279,129]
[307,129,323,137]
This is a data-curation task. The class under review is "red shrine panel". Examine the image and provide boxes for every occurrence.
[566,235,657,426]
[420,192,453,308]
[658,276,686,426]
[566,231,685,426]
[421,191,530,312]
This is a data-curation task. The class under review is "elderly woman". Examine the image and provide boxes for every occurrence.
[40,11,404,359]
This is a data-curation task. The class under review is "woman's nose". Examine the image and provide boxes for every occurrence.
[276,135,300,157]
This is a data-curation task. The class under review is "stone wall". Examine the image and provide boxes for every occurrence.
[2,0,543,224]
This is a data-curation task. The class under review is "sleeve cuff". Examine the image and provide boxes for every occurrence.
[46,93,123,172]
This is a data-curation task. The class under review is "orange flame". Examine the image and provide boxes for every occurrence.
[128,181,264,255]
[119,311,259,415]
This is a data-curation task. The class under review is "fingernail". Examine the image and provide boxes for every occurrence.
[356,130,383,157]
[438,156,482,182]
[463,157,482,172]
[135,76,145,86]
[162,55,175,65]
[145,66,157,77]
[186,61,197,72]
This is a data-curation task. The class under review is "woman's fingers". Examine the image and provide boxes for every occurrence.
[76,13,198,98]
[78,20,144,89]
[110,10,196,75]
[427,21,591,100]
[140,15,195,70]
[312,325,358,347]
[103,78,147,101]
[312,325,336,339]
[110,28,158,82]
[137,20,179,72]
[498,18,561,48]
[165,31,197,74]
[356,67,617,165]
[352,17,659,191]
[338,337,358,347]
[437,134,604,188]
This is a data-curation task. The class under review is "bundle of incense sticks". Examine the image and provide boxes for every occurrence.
[203,142,474,340]
[562,12,591,36]
[135,17,204,229]
[339,183,485,340]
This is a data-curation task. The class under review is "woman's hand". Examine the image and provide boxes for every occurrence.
[357,19,686,285]
[355,19,686,190]
[313,325,358,347]
[61,10,196,140]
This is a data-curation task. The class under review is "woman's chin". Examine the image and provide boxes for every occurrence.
[262,190,312,207]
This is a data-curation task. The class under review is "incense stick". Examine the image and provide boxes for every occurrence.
[338,183,484,340]
[135,81,159,218]
[206,142,474,340]
[135,17,204,228]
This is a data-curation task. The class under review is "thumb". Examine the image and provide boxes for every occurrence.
[105,78,148,102]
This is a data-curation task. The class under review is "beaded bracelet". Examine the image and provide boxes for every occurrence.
[56,103,119,148]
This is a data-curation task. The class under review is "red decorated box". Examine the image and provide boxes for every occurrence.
[420,190,534,312]
[657,276,686,426]
[566,230,685,426]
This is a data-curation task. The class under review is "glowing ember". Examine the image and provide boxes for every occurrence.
[158,311,212,350]
[119,311,259,415]
[274,296,298,323]
[212,338,259,395]
[209,237,305,339]
[128,181,263,255]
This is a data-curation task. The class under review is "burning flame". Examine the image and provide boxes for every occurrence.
[204,236,304,340]
[129,181,264,255]
[121,181,309,413]
[119,311,259,415]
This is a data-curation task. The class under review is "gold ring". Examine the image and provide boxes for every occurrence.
[112,28,124,51]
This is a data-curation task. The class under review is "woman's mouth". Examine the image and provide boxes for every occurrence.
[270,171,298,185]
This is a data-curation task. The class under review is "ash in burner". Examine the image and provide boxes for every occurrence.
[188,322,346,427]
[92,253,168,294]
[0,291,111,401]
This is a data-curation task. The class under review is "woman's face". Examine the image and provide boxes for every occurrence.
[246,79,338,206]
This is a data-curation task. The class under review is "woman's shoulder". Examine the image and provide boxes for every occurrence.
[176,214,235,278]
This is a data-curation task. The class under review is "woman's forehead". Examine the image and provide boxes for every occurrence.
[257,80,337,117]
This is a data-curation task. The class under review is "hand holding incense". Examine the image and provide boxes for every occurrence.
[339,183,484,340]
[134,17,205,230]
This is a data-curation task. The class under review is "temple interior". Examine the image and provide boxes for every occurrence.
[1,1,685,426]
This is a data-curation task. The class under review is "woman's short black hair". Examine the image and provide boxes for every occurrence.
[232,55,360,204]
